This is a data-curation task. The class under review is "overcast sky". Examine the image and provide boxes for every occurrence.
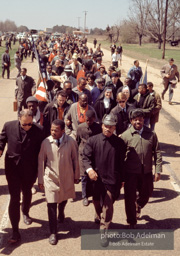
[0,0,130,30]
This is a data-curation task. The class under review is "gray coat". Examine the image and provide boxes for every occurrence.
[38,134,80,203]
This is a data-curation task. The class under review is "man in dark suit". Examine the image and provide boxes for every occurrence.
[1,49,11,79]
[15,68,36,116]
[0,109,44,244]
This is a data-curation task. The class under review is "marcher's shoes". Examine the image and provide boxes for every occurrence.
[23,214,32,225]
[82,197,89,206]
[58,213,65,223]
[94,215,101,224]
[169,101,172,105]
[49,234,58,245]
[161,93,164,100]
[8,231,21,244]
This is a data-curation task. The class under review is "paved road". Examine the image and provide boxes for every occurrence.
[0,45,180,256]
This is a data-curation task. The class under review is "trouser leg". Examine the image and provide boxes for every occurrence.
[137,173,153,209]
[81,176,88,199]
[47,203,57,234]
[124,174,138,225]
[100,190,114,230]
[21,181,33,216]
[162,83,168,96]
[58,200,67,219]
[169,83,174,102]
[93,200,102,220]
[2,66,6,78]
[6,171,21,231]
[7,66,10,79]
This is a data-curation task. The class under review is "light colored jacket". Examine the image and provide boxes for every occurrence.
[38,134,80,203]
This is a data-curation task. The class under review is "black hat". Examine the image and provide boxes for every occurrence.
[102,114,117,126]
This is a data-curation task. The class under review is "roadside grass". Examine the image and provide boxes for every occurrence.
[0,41,19,77]
[87,35,180,70]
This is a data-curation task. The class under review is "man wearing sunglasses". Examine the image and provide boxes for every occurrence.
[0,109,44,244]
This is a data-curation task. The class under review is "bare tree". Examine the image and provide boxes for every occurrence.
[128,0,150,46]
[162,0,168,59]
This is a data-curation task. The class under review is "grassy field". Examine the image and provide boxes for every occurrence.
[87,35,180,69]
[0,41,19,77]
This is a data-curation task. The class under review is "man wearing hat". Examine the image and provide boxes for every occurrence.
[160,58,179,104]
[83,113,125,245]
[60,65,77,88]
[121,109,162,228]
[26,96,43,126]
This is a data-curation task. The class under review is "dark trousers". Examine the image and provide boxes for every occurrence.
[2,65,10,78]
[93,190,114,230]
[124,172,153,225]
[6,167,34,231]
[81,176,88,199]
[47,200,67,234]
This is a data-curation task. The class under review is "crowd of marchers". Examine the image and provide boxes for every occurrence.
[0,33,179,247]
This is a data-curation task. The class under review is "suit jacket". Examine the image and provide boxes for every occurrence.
[2,52,10,67]
[43,100,70,137]
[0,120,44,182]
[15,75,36,102]
[134,92,155,118]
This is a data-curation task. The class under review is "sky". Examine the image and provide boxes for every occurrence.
[0,0,130,30]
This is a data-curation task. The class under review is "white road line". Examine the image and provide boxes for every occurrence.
[0,195,10,246]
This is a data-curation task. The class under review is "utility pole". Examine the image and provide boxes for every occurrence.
[162,0,169,59]
[76,17,81,30]
[83,11,88,33]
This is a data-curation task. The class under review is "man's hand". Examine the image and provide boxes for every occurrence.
[74,179,80,184]
[65,120,71,127]
[154,173,161,182]
[38,183,44,191]
[165,74,170,78]
[88,169,98,181]
[0,150,3,157]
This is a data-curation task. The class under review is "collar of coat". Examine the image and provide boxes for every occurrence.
[130,125,151,135]
[49,133,67,144]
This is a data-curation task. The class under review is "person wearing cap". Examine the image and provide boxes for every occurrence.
[60,64,77,88]
[0,109,44,244]
[64,93,96,140]
[26,96,43,126]
[77,110,102,207]
[94,87,116,123]
[160,58,179,104]
[91,78,105,105]
[121,109,162,229]
[70,53,82,78]
[82,113,125,244]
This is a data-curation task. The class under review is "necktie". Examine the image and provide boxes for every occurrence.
[57,139,60,147]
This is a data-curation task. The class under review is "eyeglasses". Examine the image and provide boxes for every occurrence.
[21,123,33,127]
[118,101,125,103]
